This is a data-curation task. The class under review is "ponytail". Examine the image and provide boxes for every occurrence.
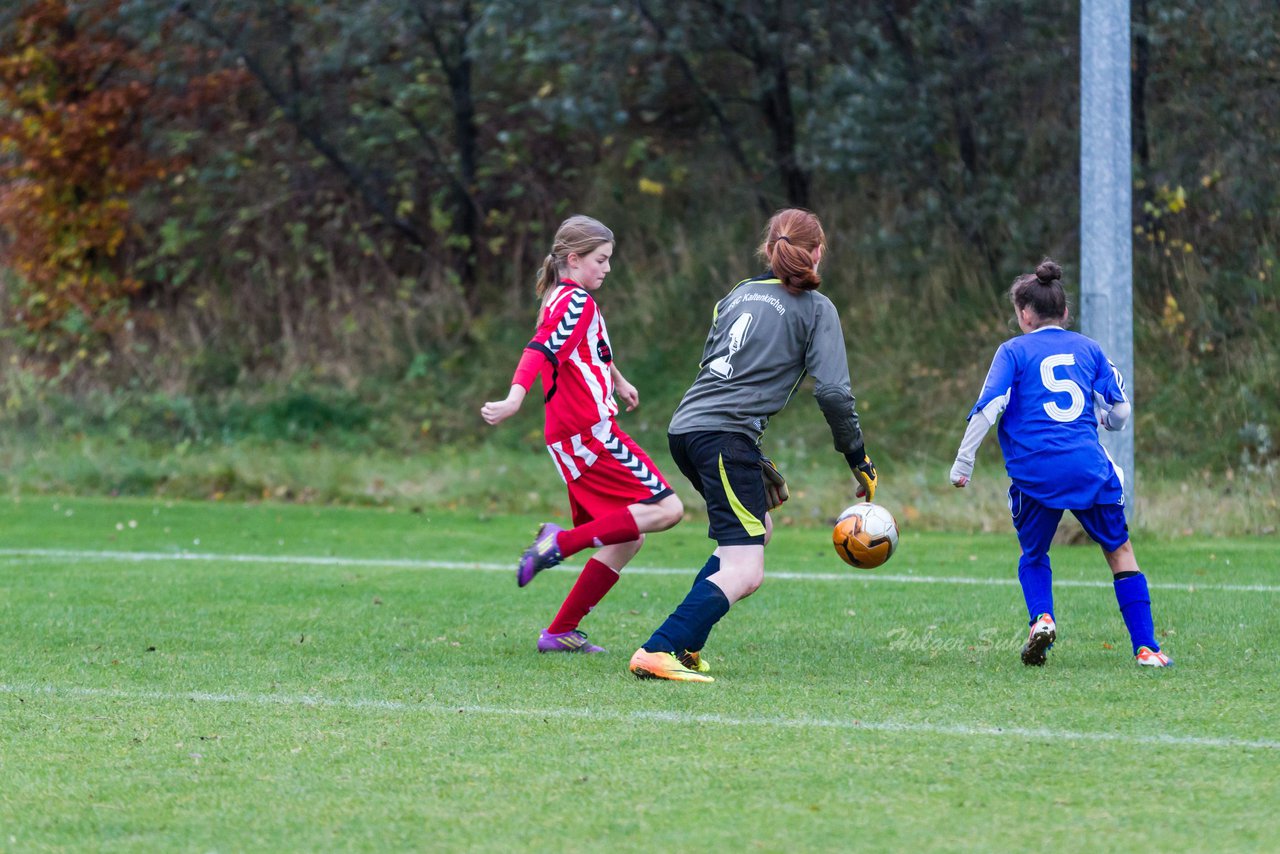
[534,253,559,300]
[757,209,826,294]
[534,216,615,325]
[534,254,559,326]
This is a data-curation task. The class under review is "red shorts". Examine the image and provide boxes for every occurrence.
[545,420,673,526]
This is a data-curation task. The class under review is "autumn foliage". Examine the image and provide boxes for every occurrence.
[0,0,240,354]
[0,0,152,347]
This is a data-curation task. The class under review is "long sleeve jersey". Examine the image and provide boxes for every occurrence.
[966,325,1128,508]
[668,273,865,462]
[523,281,618,443]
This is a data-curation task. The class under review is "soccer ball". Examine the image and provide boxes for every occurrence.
[832,502,899,569]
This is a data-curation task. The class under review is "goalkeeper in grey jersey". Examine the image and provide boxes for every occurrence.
[629,208,878,683]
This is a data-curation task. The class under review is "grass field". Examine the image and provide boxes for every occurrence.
[2,495,1278,852]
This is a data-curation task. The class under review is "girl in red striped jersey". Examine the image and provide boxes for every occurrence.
[481,215,683,654]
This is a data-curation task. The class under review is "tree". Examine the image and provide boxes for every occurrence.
[0,0,243,358]
[630,0,837,211]
[783,2,1080,284]
[166,0,625,315]
[0,0,162,350]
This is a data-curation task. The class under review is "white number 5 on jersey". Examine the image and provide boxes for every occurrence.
[1039,354,1086,422]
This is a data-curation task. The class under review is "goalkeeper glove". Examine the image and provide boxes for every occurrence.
[851,453,878,502]
[760,456,790,511]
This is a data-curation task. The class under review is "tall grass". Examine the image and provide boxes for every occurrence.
[2,433,1275,538]
[0,178,1275,521]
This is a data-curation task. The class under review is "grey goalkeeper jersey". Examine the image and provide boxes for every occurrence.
[668,274,865,458]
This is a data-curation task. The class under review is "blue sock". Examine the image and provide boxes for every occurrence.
[1113,572,1158,654]
[643,579,730,655]
[678,555,723,652]
[1018,555,1054,625]
[694,554,721,586]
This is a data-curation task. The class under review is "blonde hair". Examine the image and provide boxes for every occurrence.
[757,208,826,293]
[535,215,615,308]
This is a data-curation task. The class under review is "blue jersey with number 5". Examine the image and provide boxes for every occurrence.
[968,326,1127,508]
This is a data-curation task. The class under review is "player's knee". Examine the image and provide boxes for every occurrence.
[1105,539,1132,556]
[603,536,644,568]
[654,494,684,530]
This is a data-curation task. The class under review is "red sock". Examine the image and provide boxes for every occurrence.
[556,509,640,559]
[547,558,620,634]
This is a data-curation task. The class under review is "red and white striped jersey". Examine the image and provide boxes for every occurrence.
[527,281,617,443]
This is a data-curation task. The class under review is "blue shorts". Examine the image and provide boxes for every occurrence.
[668,431,767,546]
[1009,485,1129,558]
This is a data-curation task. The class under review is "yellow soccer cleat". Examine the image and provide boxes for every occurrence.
[678,650,711,673]
[629,648,714,683]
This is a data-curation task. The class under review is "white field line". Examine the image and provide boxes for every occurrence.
[1,682,1275,751]
[0,547,1275,593]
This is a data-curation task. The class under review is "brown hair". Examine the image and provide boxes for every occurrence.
[1010,258,1068,324]
[535,215,614,303]
[757,208,826,294]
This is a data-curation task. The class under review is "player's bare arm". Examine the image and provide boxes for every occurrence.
[481,385,527,425]
[611,365,639,411]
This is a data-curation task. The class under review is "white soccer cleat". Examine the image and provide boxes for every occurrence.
[1020,612,1057,667]
[1134,646,1173,667]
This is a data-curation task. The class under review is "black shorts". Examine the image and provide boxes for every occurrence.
[668,430,767,546]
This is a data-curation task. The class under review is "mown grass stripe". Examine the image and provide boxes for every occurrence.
[2,682,1275,751]
[0,547,1274,593]
[2,547,1280,594]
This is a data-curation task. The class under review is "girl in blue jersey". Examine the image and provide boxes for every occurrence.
[950,259,1171,668]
